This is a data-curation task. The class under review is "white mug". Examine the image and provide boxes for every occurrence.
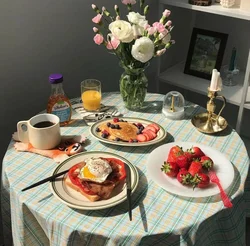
[17,113,61,150]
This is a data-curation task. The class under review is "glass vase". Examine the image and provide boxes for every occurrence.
[119,63,148,110]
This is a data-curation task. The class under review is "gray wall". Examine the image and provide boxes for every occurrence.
[0,0,159,162]
[0,1,159,243]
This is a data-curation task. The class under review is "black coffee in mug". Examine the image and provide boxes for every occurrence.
[33,121,55,128]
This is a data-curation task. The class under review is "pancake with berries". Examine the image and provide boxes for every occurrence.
[98,120,138,142]
[109,122,138,141]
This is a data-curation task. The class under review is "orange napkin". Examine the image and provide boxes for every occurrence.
[12,133,86,163]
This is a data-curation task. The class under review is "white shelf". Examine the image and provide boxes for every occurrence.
[160,0,250,21]
[158,62,250,109]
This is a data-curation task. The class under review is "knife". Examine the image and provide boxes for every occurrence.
[125,164,132,221]
[21,169,69,192]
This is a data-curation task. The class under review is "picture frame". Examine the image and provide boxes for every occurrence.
[184,28,228,80]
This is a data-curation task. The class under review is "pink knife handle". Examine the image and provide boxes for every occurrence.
[216,182,233,208]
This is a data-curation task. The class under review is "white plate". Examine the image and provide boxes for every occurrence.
[50,151,139,210]
[90,117,167,147]
[146,142,234,198]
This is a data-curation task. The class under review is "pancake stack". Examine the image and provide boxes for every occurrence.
[98,121,138,142]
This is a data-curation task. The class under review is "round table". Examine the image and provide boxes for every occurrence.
[1,92,249,246]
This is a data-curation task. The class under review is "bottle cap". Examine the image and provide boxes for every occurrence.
[49,74,63,84]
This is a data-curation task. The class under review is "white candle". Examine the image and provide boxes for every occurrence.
[210,69,219,91]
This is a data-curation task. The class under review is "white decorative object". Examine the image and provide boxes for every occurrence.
[220,0,235,8]
[162,91,185,120]
[209,69,222,91]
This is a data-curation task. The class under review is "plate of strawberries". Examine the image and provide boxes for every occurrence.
[146,142,234,198]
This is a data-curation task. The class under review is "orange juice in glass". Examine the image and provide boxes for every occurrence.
[81,79,101,111]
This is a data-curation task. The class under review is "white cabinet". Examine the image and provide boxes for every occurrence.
[157,0,250,134]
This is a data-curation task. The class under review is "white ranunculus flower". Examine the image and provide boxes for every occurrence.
[159,33,171,44]
[132,24,144,37]
[109,20,134,43]
[131,37,154,63]
[127,12,148,28]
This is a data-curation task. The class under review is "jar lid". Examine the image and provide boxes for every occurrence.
[49,74,63,84]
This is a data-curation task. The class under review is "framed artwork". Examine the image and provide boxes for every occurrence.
[184,28,228,80]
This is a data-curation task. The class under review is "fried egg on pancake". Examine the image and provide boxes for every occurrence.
[109,122,138,141]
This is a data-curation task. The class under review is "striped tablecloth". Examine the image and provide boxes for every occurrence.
[1,92,249,246]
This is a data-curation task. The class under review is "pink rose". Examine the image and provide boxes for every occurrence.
[92,14,102,24]
[122,0,136,5]
[153,22,166,33]
[93,34,104,45]
[163,9,171,17]
[147,26,157,35]
[106,36,120,50]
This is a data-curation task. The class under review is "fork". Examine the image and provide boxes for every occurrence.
[209,171,233,208]
[84,109,119,122]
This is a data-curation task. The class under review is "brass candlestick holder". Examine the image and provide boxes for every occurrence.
[191,88,228,134]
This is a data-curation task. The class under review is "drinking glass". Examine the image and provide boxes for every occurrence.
[81,79,102,111]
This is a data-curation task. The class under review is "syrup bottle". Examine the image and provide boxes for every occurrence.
[47,73,72,126]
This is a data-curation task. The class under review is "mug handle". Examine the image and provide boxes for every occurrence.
[17,121,29,143]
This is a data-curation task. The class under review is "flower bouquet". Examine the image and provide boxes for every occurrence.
[92,0,174,110]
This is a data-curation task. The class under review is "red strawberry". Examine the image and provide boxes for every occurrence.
[189,146,205,159]
[176,154,189,169]
[184,151,193,162]
[167,145,184,163]
[192,173,210,188]
[113,118,119,123]
[161,161,179,177]
[200,156,214,170]
[177,168,192,185]
[188,160,202,176]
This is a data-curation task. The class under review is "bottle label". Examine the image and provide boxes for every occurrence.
[51,100,71,122]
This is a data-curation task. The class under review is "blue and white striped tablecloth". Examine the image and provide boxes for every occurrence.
[1,92,249,246]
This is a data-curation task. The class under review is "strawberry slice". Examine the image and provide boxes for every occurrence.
[143,126,158,133]
[143,131,153,141]
[136,134,147,142]
[147,123,160,132]
[143,129,157,140]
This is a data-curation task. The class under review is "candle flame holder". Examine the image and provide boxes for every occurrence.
[191,87,228,134]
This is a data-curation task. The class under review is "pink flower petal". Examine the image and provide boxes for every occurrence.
[92,14,102,24]
[93,34,104,45]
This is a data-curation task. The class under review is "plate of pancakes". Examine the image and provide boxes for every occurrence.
[90,117,167,146]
